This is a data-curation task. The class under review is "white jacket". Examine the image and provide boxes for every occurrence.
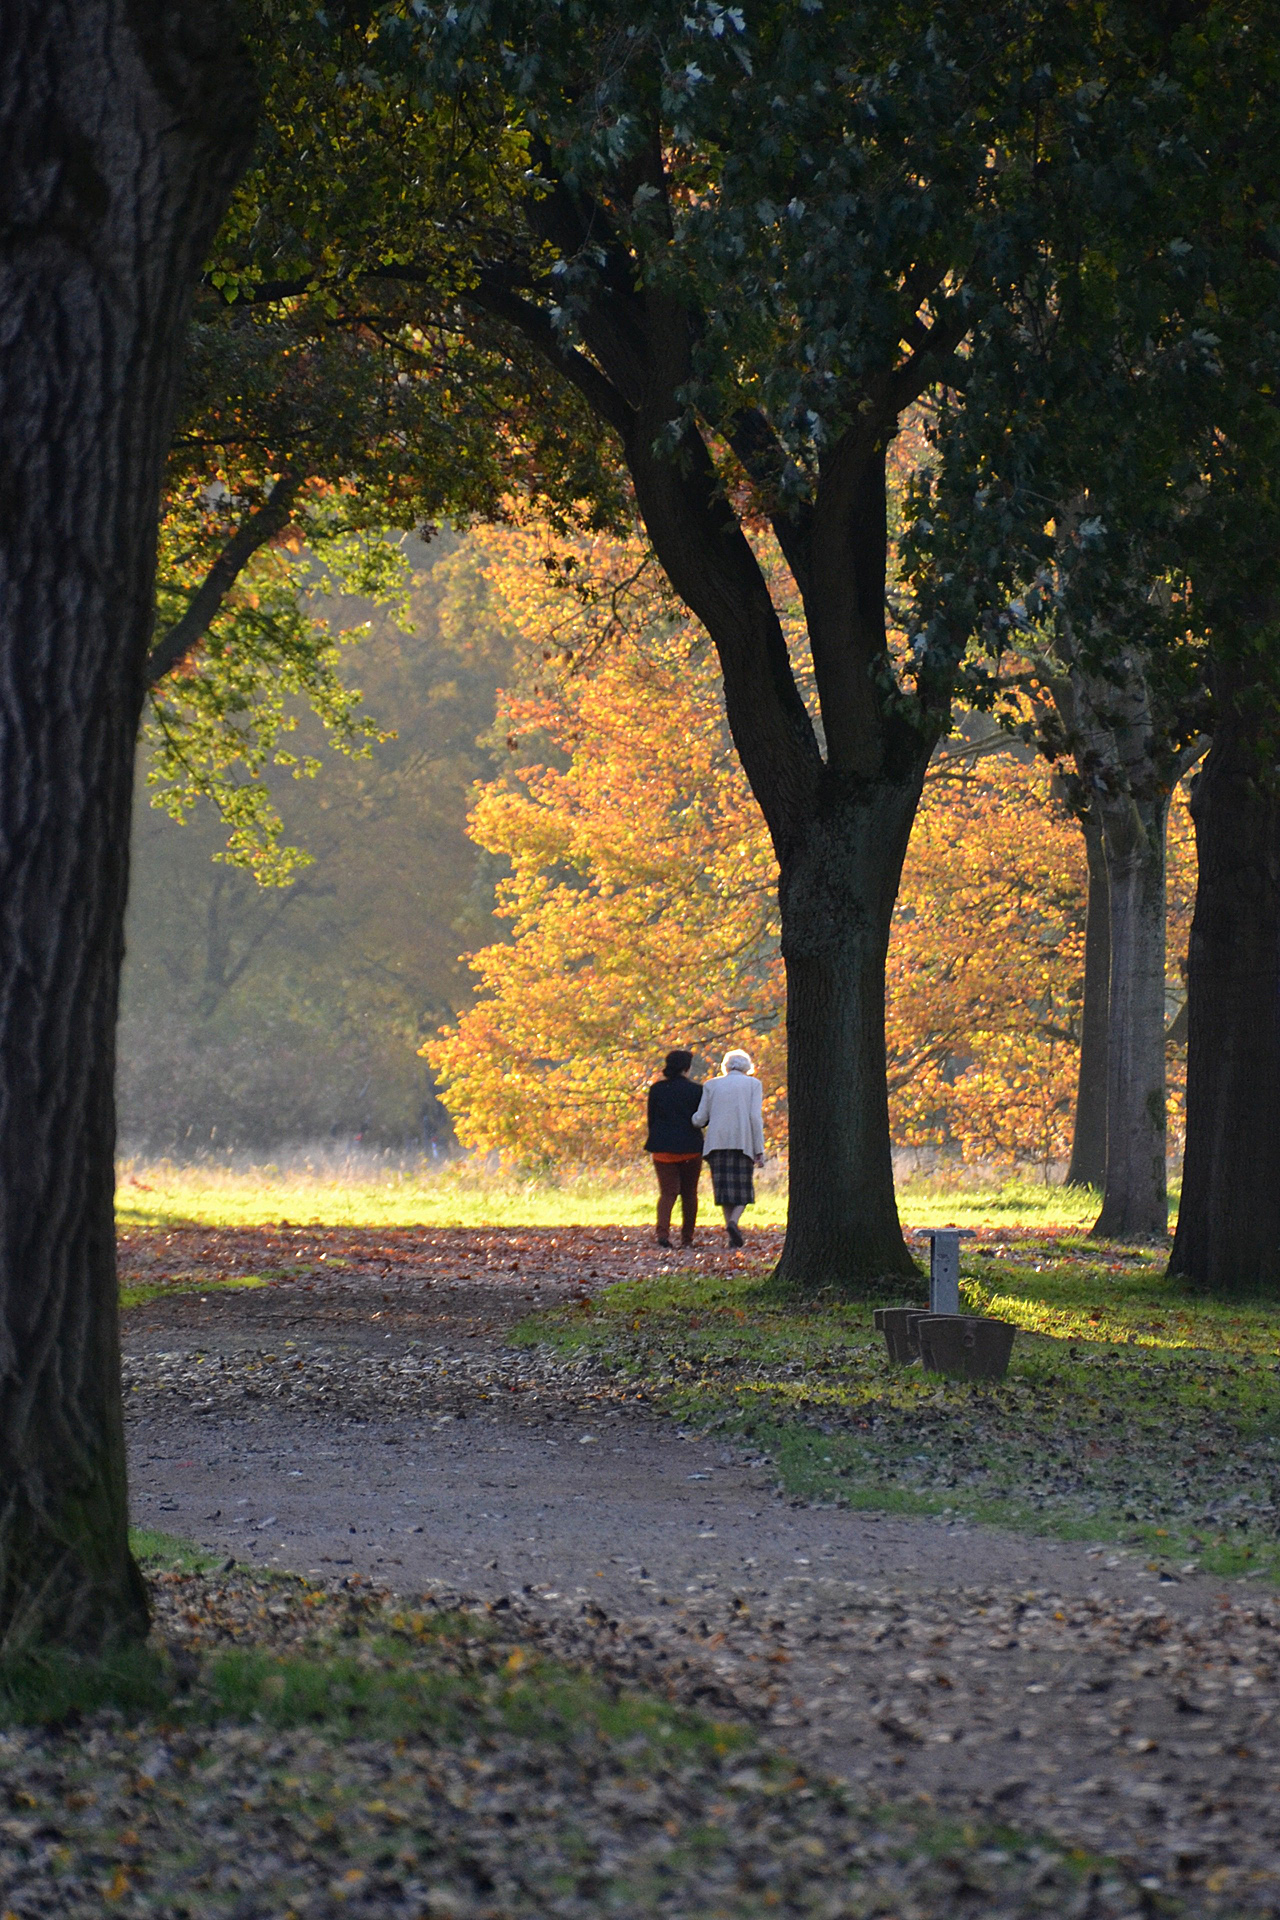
[692,1070,764,1158]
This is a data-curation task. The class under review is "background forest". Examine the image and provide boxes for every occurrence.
[118,534,512,1150]
[119,524,1195,1172]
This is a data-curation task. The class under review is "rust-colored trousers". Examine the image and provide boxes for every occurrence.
[652,1154,701,1242]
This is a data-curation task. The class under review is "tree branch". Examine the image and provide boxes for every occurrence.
[725,408,815,600]
[468,271,634,438]
[147,473,303,686]
[879,303,973,419]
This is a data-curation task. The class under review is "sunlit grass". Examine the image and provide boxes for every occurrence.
[118,1273,267,1311]
[965,1249,1278,1352]
[129,1527,225,1572]
[894,1176,1136,1232]
[116,1155,776,1228]
[116,1153,1149,1233]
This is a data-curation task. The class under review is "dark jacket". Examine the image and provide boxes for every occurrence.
[644,1076,704,1155]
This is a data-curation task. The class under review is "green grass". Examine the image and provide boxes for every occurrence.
[0,1632,735,1760]
[129,1526,225,1572]
[117,1156,782,1228]
[0,1642,179,1724]
[894,1175,1175,1232]
[116,1157,1148,1232]
[2,1531,740,1762]
[516,1244,1280,1584]
[117,1273,268,1310]
[0,1558,744,1761]
[198,1639,744,1753]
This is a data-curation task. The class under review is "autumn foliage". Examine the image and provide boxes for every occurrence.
[427,528,1193,1170]
[426,530,785,1161]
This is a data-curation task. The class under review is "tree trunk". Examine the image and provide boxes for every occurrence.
[0,1,255,1652]
[1065,809,1109,1190]
[773,776,926,1294]
[1169,667,1280,1293]
[1092,796,1170,1239]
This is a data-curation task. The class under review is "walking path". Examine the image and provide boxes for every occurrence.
[123,1227,1280,1911]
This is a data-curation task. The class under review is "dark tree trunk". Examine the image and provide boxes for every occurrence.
[1050,651,1171,1239]
[1066,809,1109,1190]
[1092,794,1170,1240]
[774,778,924,1289]
[1169,668,1280,1293]
[0,0,254,1651]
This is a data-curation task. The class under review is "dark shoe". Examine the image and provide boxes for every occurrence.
[656,1234,672,1249]
[726,1224,745,1249]
[681,1235,695,1248]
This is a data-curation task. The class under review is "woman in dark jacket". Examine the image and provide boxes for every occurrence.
[644,1049,703,1248]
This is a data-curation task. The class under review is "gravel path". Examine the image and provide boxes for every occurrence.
[123,1227,1280,1911]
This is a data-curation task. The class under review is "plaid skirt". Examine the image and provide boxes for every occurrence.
[706,1149,755,1208]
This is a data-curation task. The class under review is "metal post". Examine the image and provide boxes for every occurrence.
[919,1228,975,1315]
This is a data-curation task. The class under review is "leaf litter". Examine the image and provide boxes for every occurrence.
[97,1222,1280,1914]
[0,1567,1185,1919]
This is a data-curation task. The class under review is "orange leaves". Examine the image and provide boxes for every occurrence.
[889,761,1195,1168]
[888,757,1088,1166]
[425,527,781,1164]
[427,526,1194,1173]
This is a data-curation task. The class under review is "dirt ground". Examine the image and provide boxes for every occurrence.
[123,1225,1280,1912]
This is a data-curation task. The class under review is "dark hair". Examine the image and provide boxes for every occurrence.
[663,1049,693,1079]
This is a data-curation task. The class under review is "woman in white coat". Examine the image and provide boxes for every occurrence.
[691,1049,765,1247]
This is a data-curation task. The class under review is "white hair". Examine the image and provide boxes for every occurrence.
[722,1049,754,1075]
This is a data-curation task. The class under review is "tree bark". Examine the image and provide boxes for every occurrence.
[1065,809,1109,1189]
[775,779,924,1289]
[1169,666,1280,1293]
[1050,649,1172,1240]
[1092,793,1170,1239]
[0,0,255,1651]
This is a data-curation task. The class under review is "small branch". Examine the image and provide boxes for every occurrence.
[470,271,634,438]
[925,729,1019,780]
[725,407,815,599]
[147,473,303,686]
[879,303,972,419]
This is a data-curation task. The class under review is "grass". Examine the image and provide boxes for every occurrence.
[197,1640,743,1752]
[117,1273,267,1310]
[116,1153,1150,1233]
[0,1631,740,1758]
[0,1542,746,1757]
[129,1527,225,1572]
[515,1239,1280,1585]
[116,1153,790,1228]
